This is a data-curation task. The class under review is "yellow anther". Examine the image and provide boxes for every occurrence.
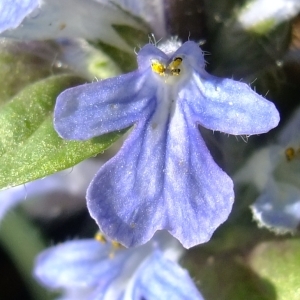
[151,60,166,76]
[112,240,122,249]
[170,57,182,69]
[285,147,295,161]
[169,57,182,76]
[171,69,181,75]
[94,231,123,250]
[151,57,183,77]
[94,232,124,259]
[94,231,107,243]
[109,241,123,259]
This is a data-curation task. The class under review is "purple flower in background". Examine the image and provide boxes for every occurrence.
[0,0,145,52]
[34,232,204,299]
[235,107,300,233]
[54,40,280,248]
[0,160,102,222]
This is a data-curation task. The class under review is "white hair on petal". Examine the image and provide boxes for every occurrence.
[157,37,182,55]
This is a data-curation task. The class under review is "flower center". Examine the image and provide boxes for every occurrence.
[151,57,183,77]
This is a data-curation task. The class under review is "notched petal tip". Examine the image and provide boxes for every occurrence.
[87,105,235,249]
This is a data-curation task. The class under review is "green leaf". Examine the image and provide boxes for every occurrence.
[182,225,277,300]
[249,238,300,300]
[0,75,123,189]
[0,41,61,106]
[0,75,82,156]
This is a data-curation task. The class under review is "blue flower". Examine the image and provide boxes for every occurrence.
[235,107,300,233]
[54,40,280,248]
[34,232,204,299]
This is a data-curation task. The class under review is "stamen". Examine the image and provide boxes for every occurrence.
[169,57,182,69]
[169,57,182,76]
[94,231,107,243]
[151,60,166,76]
[111,240,122,249]
[151,57,183,77]
[95,231,123,258]
[109,241,123,258]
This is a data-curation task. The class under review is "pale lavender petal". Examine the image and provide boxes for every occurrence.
[1,0,143,51]
[35,234,181,300]
[251,180,300,233]
[34,240,125,291]
[127,251,204,300]
[233,146,281,191]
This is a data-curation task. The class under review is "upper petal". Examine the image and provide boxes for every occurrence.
[137,43,168,71]
[171,41,206,70]
[54,71,155,140]
[126,250,204,300]
[181,71,280,135]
